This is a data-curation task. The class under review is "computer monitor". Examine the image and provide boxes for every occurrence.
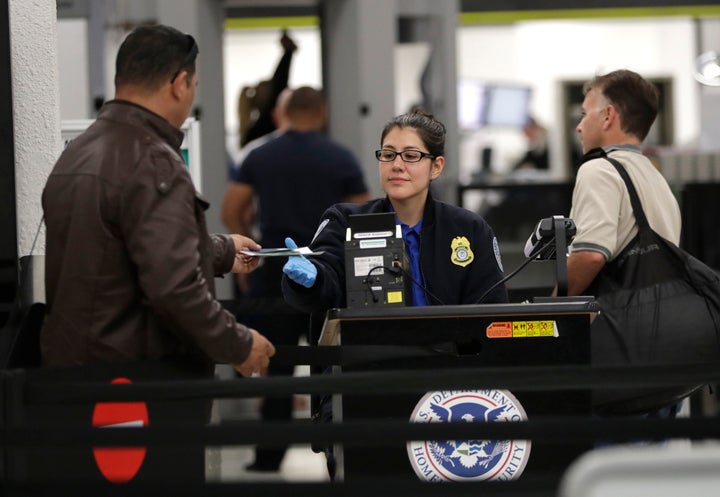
[484,84,532,128]
[457,80,532,129]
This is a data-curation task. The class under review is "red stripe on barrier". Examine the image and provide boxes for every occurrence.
[91,377,148,483]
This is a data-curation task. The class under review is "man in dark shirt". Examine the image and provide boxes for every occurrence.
[226,86,369,471]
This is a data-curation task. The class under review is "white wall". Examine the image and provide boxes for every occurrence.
[12,0,62,257]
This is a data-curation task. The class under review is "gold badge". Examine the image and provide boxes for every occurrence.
[450,236,474,267]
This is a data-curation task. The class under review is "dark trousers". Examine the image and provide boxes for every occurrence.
[237,260,309,469]
[253,313,308,468]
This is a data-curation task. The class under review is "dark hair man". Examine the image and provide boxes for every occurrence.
[41,24,275,377]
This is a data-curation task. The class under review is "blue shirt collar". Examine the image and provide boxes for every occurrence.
[388,203,423,234]
[400,219,423,237]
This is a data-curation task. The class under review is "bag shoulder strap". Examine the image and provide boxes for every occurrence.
[603,156,650,229]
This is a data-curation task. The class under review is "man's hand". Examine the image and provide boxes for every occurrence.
[282,237,317,288]
[231,234,261,273]
[233,329,276,377]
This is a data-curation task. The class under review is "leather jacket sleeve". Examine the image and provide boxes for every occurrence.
[211,233,236,276]
[120,149,252,364]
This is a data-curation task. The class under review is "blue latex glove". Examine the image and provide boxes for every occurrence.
[283,237,317,288]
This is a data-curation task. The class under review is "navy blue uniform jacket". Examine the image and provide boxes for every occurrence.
[282,193,508,312]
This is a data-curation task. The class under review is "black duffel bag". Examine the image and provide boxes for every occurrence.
[588,153,720,415]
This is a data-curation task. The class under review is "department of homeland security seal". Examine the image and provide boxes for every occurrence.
[407,390,531,482]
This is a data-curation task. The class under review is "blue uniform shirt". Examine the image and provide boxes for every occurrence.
[400,220,428,306]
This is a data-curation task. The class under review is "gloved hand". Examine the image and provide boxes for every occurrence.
[283,237,317,288]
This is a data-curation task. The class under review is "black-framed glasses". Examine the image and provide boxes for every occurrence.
[170,34,198,84]
[375,149,436,163]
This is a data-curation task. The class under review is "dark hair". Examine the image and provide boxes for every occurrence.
[583,69,659,141]
[380,110,446,158]
[285,86,325,117]
[115,24,198,91]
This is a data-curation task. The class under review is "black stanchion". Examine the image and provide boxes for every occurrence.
[2,348,719,494]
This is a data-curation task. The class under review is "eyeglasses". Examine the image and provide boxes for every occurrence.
[170,34,198,84]
[375,149,436,163]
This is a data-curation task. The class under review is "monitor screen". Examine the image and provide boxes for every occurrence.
[457,81,531,129]
[484,85,532,128]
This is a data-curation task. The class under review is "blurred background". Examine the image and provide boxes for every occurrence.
[5,0,720,314]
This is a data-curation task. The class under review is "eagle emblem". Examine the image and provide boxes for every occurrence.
[407,390,531,482]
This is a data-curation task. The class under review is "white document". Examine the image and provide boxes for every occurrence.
[238,247,324,257]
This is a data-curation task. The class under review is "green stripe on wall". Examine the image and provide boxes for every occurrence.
[225,16,318,30]
[460,6,720,25]
[225,6,720,30]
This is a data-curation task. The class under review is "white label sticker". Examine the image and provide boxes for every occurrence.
[354,231,393,239]
[353,255,384,277]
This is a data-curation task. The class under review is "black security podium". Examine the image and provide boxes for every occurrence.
[319,300,598,483]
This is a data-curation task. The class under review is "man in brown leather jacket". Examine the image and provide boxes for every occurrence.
[41,24,275,377]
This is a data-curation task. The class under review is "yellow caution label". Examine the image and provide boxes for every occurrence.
[387,291,403,304]
[487,320,557,338]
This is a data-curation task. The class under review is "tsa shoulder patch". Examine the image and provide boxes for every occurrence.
[451,236,474,267]
[493,236,503,272]
[311,218,330,243]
